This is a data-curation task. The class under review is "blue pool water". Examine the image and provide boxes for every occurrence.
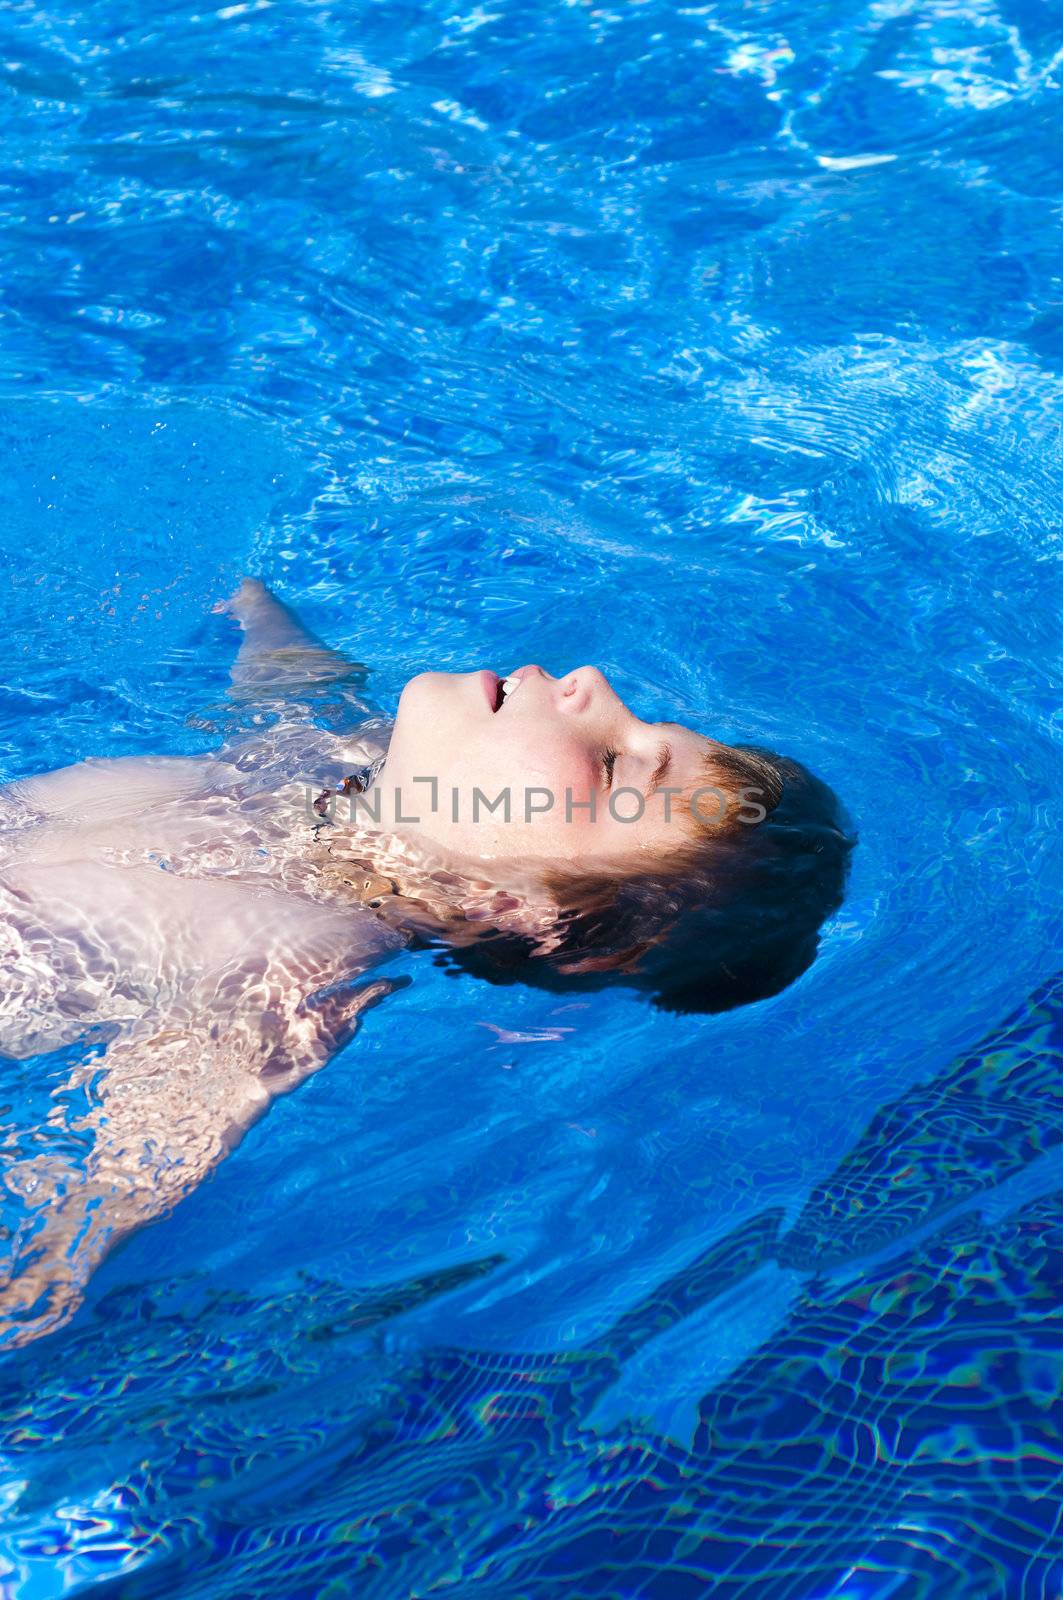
[2,0,1062,1593]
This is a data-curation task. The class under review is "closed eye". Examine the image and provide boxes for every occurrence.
[648,742,672,796]
[600,747,618,788]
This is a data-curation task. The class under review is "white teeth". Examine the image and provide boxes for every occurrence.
[501,675,519,698]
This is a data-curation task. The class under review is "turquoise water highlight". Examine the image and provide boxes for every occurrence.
[1,0,1062,1592]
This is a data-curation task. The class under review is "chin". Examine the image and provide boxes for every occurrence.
[393,670,458,747]
[397,669,441,711]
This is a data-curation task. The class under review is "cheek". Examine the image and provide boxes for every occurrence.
[515,734,599,802]
[428,713,600,809]
[561,758,599,806]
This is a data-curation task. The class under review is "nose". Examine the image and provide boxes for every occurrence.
[557,665,616,718]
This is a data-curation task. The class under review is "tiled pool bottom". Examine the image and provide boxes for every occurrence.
[3,973,1061,1597]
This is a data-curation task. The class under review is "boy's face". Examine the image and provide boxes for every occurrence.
[378,664,734,864]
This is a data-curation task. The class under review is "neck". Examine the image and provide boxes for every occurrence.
[307,804,561,952]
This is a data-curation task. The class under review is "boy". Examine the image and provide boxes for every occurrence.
[0,581,851,1346]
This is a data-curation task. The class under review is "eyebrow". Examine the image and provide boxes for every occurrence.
[647,742,672,797]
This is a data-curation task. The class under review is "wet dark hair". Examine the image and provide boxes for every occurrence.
[426,746,855,1015]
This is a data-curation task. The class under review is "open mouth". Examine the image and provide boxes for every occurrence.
[492,672,515,713]
[492,668,527,712]
[486,663,538,713]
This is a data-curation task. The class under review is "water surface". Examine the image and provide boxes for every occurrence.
[1,0,1061,1593]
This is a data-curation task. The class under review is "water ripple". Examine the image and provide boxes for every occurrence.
[2,0,1062,1592]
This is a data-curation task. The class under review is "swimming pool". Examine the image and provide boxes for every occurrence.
[1,0,1061,1592]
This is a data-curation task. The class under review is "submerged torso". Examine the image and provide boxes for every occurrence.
[0,722,398,1060]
